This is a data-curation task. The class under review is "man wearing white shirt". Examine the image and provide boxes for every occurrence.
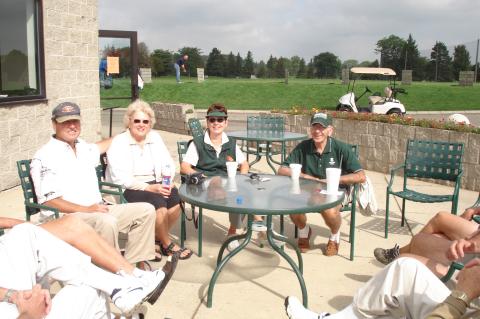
[30,102,156,265]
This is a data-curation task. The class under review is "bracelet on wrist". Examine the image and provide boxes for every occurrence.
[2,289,15,303]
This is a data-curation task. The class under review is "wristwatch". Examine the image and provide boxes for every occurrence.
[451,289,470,306]
[2,289,14,303]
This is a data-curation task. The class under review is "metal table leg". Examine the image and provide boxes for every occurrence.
[266,215,308,307]
[207,215,254,307]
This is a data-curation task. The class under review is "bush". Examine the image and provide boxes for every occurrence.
[272,106,480,134]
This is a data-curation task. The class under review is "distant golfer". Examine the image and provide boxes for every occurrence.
[174,54,189,84]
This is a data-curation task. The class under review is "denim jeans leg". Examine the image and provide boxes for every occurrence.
[174,63,180,82]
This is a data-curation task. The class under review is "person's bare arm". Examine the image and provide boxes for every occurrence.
[0,217,24,229]
[339,170,366,185]
[461,207,480,221]
[96,137,114,154]
[180,161,197,175]
[239,161,249,174]
[43,198,109,214]
[277,166,321,181]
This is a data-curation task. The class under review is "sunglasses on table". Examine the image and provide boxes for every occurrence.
[133,119,150,124]
[207,117,226,123]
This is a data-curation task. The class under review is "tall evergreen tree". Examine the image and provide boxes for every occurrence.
[150,49,173,76]
[242,51,254,77]
[225,52,236,78]
[138,42,151,68]
[235,53,243,77]
[275,57,287,78]
[256,60,266,78]
[427,41,453,81]
[402,34,422,80]
[289,56,302,77]
[205,47,225,76]
[297,58,306,78]
[266,55,277,78]
[306,59,315,78]
[453,45,471,80]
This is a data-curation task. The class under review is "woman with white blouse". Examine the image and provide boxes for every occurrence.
[107,100,192,260]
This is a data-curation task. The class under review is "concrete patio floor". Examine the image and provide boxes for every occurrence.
[1,129,477,319]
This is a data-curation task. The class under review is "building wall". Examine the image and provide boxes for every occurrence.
[0,0,101,190]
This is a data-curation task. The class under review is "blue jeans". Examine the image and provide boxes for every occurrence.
[174,63,180,82]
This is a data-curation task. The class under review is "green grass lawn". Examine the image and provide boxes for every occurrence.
[101,76,480,111]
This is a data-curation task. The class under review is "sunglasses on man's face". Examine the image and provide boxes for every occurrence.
[207,117,226,123]
[133,119,150,124]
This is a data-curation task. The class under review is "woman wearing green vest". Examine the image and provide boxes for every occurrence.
[180,103,265,250]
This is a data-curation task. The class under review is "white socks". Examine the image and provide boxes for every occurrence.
[329,232,340,243]
[298,225,310,238]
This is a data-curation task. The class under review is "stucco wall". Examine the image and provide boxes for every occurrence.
[0,0,101,191]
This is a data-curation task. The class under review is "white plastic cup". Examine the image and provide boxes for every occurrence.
[290,179,301,194]
[226,162,238,178]
[226,177,238,192]
[326,167,341,194]
[290,163,302,179]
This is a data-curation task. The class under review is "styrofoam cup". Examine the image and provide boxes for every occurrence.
[326,167,341,194]
[226,162,238,178]
[290,179,301,194]
[290,163,302,179]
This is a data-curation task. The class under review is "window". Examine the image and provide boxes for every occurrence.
[0,0,45,105]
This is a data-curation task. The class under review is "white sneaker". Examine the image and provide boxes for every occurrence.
[111,271,164,314]
[252,220,267,232]
[284,296,330,319]
[227,239,240,252]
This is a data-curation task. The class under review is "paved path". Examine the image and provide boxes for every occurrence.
[2,125,478,318]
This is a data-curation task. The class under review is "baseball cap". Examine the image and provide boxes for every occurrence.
[310,113,332,127]
[51,102,81,123]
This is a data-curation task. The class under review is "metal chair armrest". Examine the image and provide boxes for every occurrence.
[387,164,405,189]
[99,181,127,204]
[441,261,464,282]
[25,202,60,219]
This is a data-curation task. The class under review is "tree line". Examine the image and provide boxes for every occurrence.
[104,34,479,82]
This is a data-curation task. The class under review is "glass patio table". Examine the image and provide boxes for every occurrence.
[178,174,344,308]
[227,130,307,173]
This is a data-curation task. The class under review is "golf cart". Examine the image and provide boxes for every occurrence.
[337,67,407,115]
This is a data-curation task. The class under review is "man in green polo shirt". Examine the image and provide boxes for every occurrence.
[278,113,366,256]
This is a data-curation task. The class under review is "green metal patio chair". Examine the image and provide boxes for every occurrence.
[243,115,285,167]
[385,140,464,238]
[293,144,359,261]
[177,140,204,256]
[188,118,204,139]
[17,159,60,221]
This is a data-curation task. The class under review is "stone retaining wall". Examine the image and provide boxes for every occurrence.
[282,114,480,191]
[151,102,195,135]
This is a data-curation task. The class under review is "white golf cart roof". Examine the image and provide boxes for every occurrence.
[350,67,396,76]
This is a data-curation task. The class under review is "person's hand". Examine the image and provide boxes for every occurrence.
[461,207,480,221]
[447,238,476,260]
[86,203,109,213]
[146,184,171,197]
[456,258,480,301]
[13,285,51,319]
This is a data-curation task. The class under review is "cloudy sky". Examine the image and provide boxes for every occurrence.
[98,0,480,63]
